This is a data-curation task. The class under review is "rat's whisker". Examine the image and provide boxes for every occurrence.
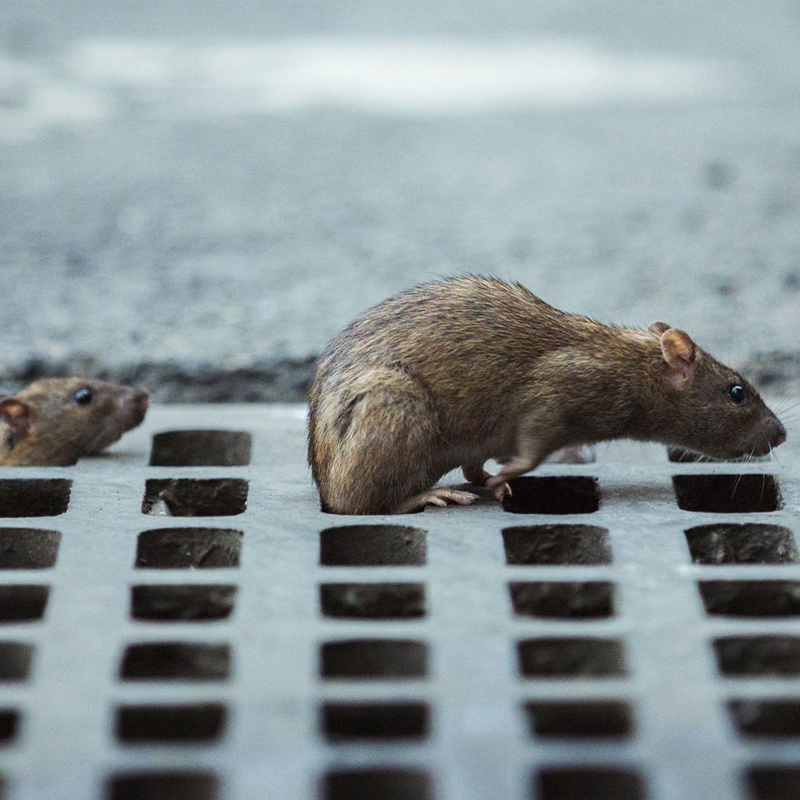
[732,464,748,499]
[733,445,757,499]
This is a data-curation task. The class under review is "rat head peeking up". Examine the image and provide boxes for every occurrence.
[0,378,149,466]
[643,322,786,460]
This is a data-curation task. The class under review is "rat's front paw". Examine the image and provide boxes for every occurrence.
[492,481,513,501]
[463,463,511,500]
[486,456,534,492]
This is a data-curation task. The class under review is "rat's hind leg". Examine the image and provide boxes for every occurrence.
[319,369,459,515]
[396,486,478,514]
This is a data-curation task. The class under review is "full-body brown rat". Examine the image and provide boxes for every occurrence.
[308,276,786,515]
[0,378,149,466]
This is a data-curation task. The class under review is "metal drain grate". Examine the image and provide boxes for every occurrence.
[0,403,797,800]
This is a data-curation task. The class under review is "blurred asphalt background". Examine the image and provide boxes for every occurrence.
[0,0,798,400]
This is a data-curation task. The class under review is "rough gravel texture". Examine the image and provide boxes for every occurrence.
[0,0,798,401]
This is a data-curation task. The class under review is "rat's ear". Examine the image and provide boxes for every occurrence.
[0,398,31,444]
[648,321,671,336]
[660,328,697,387]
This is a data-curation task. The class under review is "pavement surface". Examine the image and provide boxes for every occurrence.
[0,403,798,800]
[0,0,799,400]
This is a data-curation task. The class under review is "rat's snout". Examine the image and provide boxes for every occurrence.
[132,386,149,410]
[119,385,149,430]
[772,421,787,449]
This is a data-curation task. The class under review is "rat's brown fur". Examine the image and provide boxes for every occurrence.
[308,276,786,515]
[0,378,148,466]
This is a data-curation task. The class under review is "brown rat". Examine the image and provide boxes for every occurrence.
[0,378,149,466]
[308,275,786,515]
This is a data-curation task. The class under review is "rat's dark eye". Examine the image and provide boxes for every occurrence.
[729,384,746,405]
[73,388,93,406]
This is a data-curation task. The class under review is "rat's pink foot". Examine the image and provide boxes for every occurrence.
[396,487,479,514]
[493,481,512,500]
[462,463,511,499]
[486,455,534,500]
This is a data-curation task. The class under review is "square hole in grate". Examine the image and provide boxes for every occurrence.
[517,638,626,678]
[142,479,248,517]
[746,766,800,800]
[108,771,219,800]
[320,701,429,741]
[136,528,242,569]
[0,586,48,622]
[0,480,71,518]
[714,636,800,676]
[322,769,432,800]
[536,767,646,800]
[523,700,632,739]
[120,642,231,681]
[320,525,426,566]
[0,529,60,569]
[115,703,226,743]
[321,639,427,679]
[729,700,800,737]
[672,474,780,513]
[0,643,33,681]
[320,583,425,619]
[510,582,614,619]
[131,585,237,622]
[150,430,252,467]
[0,710,19,743]
[503,525,611,565]
[685,524,798,565]
[503,476,600,515]
[699,581,800,617]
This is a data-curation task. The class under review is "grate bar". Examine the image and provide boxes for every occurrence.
[0,403,795,800]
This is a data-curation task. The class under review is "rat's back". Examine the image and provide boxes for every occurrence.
[312,275,568,399]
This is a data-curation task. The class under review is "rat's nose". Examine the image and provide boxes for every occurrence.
[127,385,149,410]
[135,386,149,410]
[773,423,787,448]
[120,386,149,429]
